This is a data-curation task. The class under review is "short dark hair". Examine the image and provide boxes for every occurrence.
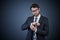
[30,3,40,10]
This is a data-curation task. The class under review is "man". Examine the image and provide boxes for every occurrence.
[21,3,49,40]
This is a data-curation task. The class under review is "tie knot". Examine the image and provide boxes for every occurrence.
[35,18,37,19]
[35,18,37,22]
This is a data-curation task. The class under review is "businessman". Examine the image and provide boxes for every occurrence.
[21,3,49,40]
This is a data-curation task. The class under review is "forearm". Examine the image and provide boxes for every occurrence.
[21,17,31,30]
[21,23,30,30]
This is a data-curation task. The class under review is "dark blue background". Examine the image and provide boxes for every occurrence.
[1,0,59,40]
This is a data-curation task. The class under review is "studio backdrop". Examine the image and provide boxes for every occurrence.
[1,0,59,40]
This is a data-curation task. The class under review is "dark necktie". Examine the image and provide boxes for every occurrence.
[33,18,37,40]
[35,18,37,22]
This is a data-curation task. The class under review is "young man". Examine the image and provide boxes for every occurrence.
[21,3,49,40]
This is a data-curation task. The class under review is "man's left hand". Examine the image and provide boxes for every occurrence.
[36,22,40,26]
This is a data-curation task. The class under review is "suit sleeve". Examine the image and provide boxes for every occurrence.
[36,18,49,36]
[21,17,30,30]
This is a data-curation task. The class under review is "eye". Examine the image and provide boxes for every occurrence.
[32,9,38,12]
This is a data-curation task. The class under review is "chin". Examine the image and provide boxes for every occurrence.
[33,14,38,16]
[34,15,37,16]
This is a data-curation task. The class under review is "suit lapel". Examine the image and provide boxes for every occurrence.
[39,16,43,23]
[38,16,43,29]
[31,16,34,22]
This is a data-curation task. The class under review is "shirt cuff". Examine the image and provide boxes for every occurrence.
[31,23,32,26]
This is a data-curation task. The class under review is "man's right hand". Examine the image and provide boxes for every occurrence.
[32,22,37,26]
[30,22,36,31]
[30,22,40,31]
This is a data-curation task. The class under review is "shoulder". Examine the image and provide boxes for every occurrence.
[28,16,33,18]
[27,16,33,19]
[25,16,33,21]
[41,16,48,21]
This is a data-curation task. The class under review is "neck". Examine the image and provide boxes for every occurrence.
[34,14,40,17]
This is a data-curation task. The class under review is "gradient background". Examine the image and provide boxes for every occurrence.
[1,0,59,40]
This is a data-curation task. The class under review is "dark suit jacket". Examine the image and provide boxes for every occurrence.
[21,16,49,40]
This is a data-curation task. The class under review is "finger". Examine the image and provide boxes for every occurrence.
[37,23,40,26]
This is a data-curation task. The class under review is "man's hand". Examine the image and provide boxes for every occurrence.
[32,22,37,26]
[30,23,36,31]
[36,22,40,26]
[32,22,40,27]
[30,22,40,31]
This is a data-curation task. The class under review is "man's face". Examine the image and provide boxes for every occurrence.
[31,7,40,16]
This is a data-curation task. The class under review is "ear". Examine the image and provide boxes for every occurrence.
[39,8,40,11]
